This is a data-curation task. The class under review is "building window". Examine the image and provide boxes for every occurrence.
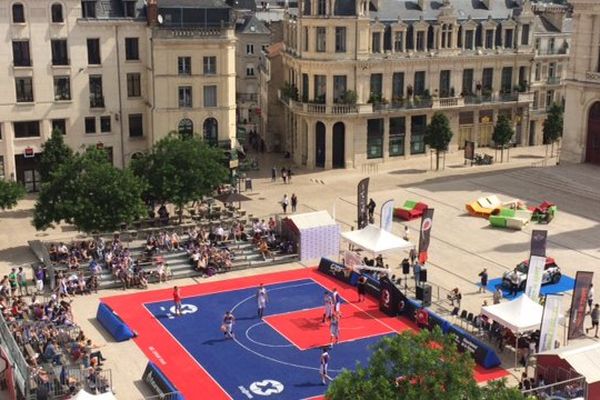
[389,117,405,157]
[89,75,104,108]
[485,30,494,49]
[416,31,425,51]
[535,63,541,81]
[12,41,31,67]
[51,39,69,65]
[124,0,136,17]
[302,74,309,102]
[545,90,554,109]
[304,27,309,52]
[314,75,326,103]
[410,115,427,154]
[333,75,347,103]
[246,44,254,55]
[392,72,404,101]
[462,69,474,95]
[0,156,5,180]
[414,71,426,96]
[367,119,383,159]
[372,32,381,53]
[81,0,96,18]
[482,68,493,92]
[504,29,514,48]
[370,73,382,99]
[129,114,143,137]
[53,76,71,101]
[317,0,326,15]
[316,27,326,52]
[84,117,96,134]
[335,27,346,53]
[203,85,217,107]
[127,73,141,97]
[87,39,101,65]
[441,24,453,48]
[178,118,193,139]
[394,32,403,52]
[178,57,191,75]
[179,86,192,108]
[548,62,556,78]
[439,70,451,97]
[501,67,513,93]
[14,121,40,138]
[246,65,255,76]
[51,3,63,23]
[52,119,66,135]
[125,38,139,60]
[100,116,111,132]
[465,30,474,50]
[203,56,216,74]
[12,3,25,23]
[15,77,34,103]
[521,24,530,45]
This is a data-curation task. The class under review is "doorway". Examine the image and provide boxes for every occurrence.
[586,102,600,165]
[15,154,40,192]
[332,122,345,168]
[315,122,326,168]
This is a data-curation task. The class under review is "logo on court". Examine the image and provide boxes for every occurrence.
[169,304,197,315]
[249,379,284,396]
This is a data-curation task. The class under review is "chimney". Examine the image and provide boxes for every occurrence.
[147,0,158,26]
[482,0,491,10]
[417,0,426,11]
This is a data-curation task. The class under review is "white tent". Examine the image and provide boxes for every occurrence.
[340,224,414,254]
[480,295,543,333]
[538,339,600,385]
[71,390,117,400]
[283,211,340,262]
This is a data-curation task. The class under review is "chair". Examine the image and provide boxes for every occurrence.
[466,312,474,323]
[451,307,459,316]
[459,309,467,320]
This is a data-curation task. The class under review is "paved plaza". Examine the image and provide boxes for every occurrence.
[1,145,599,398]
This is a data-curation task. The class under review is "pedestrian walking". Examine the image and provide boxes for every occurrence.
[17,266,29,296]
[357,275,367,302]
[257,283,268,319]
[330,312,340,345]
[271,166,276,182]
[287,168,292,183]
[222,311,235,339]
[173,286,182,316]
[281,194,289,213]
[478,268,489,293]
[282,168,288,184]
[588,284,594,314]
[403,225,409,241]
[291,193,298,212]
[367,199,376,224]
[493,287,503,304]
[320,347,332,385]
[586,304,600,338]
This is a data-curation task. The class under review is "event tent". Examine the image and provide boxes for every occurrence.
[71,390,117,400]
[282,211,339,262]
[340,224,414,254]
[480,295,543,333]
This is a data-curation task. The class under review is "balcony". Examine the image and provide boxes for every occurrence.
[547,76,561,85]
[535,48,568,56]
[585,71,600,82]
[89,95,105,108]
[237,93,258,103]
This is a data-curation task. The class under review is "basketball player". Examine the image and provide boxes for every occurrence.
[173,286,182,316]
[320,347,333,385]
[222,310,235,339]
[322,291,333,323]
[332,288,342,315]
[257,283,268,319]
[330,312,340,345]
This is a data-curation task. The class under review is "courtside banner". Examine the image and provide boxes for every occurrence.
[530,230,548,257]
[418,208,434,263]
[568,271,594,340]
[379,276,403,316]
[538,294,563,352]
[318,258,354,284]
[357,178,370,229]
[524,255,546,300]
[380,199,394,232]
[142,362,184,400]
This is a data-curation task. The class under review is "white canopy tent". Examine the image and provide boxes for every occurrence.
[71,390,117,400]
[340,224,414,254]
[481,294,543,333]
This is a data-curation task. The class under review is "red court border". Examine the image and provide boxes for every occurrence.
[102,267,507,400]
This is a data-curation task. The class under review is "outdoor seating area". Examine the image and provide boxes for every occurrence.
[393,200,429,221]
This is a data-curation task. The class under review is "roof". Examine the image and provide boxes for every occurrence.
[236,15,271,33]
[538,339,600,384]
[340,225,414,254]
[266,41,283,58]
[288,211,337,230]
[93,0,147,19]
[481,295,543,333]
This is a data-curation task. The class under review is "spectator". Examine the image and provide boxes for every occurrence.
[586,304,599,338]
[588,284,594,314]
[281,194,289,214]
[368,199,376,224]
[17,267,29,296]
[478,268,488,293]
[291,193,298,212]
[493,287,503,304]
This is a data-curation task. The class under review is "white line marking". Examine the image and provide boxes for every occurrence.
[244,322,294,348]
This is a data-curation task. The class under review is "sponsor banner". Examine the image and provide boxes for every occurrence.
[464,141,475,161]
[539,294,563,352]
[357,178,370,229]
[142,362,184,400]
[380,199,394,233]
[525,255,546,300]
[568,271,594,340]
[418,208,435,263]
[318,258,354,284]
[379,276,403,316]
[530,230,548,257]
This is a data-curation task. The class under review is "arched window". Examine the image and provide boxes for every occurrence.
[51,3,64,23]
[178,118,194,139]
[12,3,25,23]
[203,118,218,146]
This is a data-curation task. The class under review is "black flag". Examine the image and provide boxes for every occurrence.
[530,230,547,257]
[418,208,434,263]
[357,178,370,229]
[568,271,594,340]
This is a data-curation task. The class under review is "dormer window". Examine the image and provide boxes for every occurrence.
[441,24,453,49]
[465,29,474,50]
[394,31,404,52]
[372,32,382,53]
[124,1,135,18]
[81,0,96,18]
[416,31,426,51]
[485,29,494,49]
[12,3,25,23]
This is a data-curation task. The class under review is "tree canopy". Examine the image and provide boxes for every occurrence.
[0,180,26,210]
[493,115,514,162]
[38,128,74,183]
[425,112,453,170]
[326,328,525,400]
[130,135,229,218]
[33,148,146,233]
[543,103,563,145]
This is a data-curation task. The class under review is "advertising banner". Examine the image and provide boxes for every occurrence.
[380,199,394,233]
[530,230,548,257]
[379,277,403,316]
[357,178,370,229]
[418,208,435,263]
[142,362,184,400]
[568,271,594,340]
[538,294,563,352]
[524,255,547,300]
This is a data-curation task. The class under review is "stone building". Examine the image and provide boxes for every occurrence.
[561,0,600,165]
[279,0,539,169]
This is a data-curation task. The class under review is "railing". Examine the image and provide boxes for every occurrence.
[547,76,561,85]
[535,48,568,56]
[432,97,464,108]
[586,71,600,82]
[0,313,31,397]
[89,95,105,108]
[521,376,586,399]
[237,93,258,102]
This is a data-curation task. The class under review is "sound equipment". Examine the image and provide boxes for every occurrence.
[419,269,427,283]
[402,260,410,275]
[416,284,432,307]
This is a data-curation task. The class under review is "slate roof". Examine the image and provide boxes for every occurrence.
[236,14,271,33]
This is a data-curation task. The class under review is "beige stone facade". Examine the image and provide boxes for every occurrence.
[562,0,600,165]
[279,0,543,169]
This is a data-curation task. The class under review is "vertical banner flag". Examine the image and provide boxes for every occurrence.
[418,208,434,264]
[568,271,594,340]
[530,230,548,257]
[538,294,563,352]
[525,255,547,300]
[357,178,370,229]
[380,199,394,233]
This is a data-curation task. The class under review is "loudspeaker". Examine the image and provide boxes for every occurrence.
[419,269,427,283]
[416,284,432,307]
[402,260,410,275]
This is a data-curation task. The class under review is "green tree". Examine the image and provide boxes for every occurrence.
[38,128,74,183]
[425,112,453,171]
[543,102,563,157]
[130,135,229,222]
[0,180,26,210]
[33,148,146,233]
[492,115,514,163]
[326,328,526,400]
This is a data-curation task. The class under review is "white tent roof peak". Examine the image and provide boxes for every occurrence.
[481,295,543,333]
[538,339,600,384]
[287,210,336,230]
[340,224,414,253]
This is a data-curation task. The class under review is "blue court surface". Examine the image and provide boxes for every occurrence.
[144,278,389,400]
[484,275,575,300]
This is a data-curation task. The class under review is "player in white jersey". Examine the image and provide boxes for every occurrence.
[320,347,332,385]
[256,283,268,319]
[332,288,342,314]
[322,291,333,323]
